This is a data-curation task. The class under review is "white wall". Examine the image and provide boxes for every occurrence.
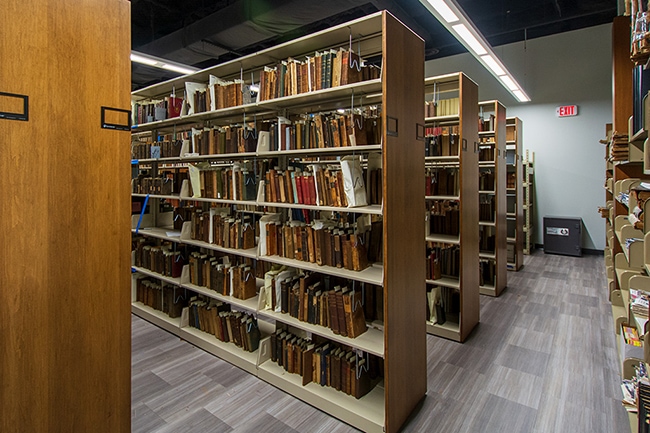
[425,23,613,251]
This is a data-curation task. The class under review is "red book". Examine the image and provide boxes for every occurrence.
[296,175,305,204]
[167,97,183,118]
[307,175,316,205]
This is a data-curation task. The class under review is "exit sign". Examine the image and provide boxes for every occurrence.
[556,105,578,117]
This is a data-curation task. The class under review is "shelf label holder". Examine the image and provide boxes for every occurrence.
[0,91,29,121]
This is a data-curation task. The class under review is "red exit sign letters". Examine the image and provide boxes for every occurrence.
[556,105,578,117]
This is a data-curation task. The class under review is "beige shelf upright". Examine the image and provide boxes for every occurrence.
[478,100,507,296]
[523,150,535,254]
[506,117,524,270]
[423,72,479,342]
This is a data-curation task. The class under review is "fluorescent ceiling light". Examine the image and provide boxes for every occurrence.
[130,53,158,66]
[161,63,197,75]
[480,55,505,76]
[513,90,530,102]
[130,50,199,76]
[452,24,487,55]
[499,75,518,91]
[424,0,459,23]
[419,0,530,102]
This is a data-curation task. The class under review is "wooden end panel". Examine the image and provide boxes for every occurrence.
[458,75,479,341]
[612,16,633,135]
[46,1,132,431]
[381,11,426,433]
[0,1,51,431]
[0,1,131,432]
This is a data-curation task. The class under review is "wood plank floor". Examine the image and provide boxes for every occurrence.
[132,252,630,433]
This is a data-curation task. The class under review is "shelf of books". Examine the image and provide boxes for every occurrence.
[423,72,479,342]
[523,150,535,254]
[128,11,425,433]
[477,100,507,297]
[506,117,524,271]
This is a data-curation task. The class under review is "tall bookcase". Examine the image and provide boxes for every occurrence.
[423,72,479,342]
[477,100,507,296]
[523,150,535,254]
[129,11,425,433]
[1,0,131,431]
[506,117,524,270]
[606,16,647,432]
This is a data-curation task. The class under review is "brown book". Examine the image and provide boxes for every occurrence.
[286,337,295,373]
[336,170,347,207]
[348,51,362,84]
[314,114,325,148]
[342,237,351,270]
[317,169,328,206]
[294,225,303,261]
[268,169,277,202]
[339,116,349,147]
[223,219,231,249]
[306,226,316,263]
[343,290,367,338]
[336,288,348,337]
[266,223,276,256]
[239,267,257,300]
[294,340,303,374]
[301,344,315,386]
[278,172,287,203]
[331,48,342,88]
[222,266,231,296]
[341,353,350,395]
[312,348,321,384]
[298,279,306,322]
[314,228,323,266]
[284,225,295,260]
[333,232,342,268]
[350,233,369,271]
[328,289,339,334]
[301,227,309,264]
[332,350,343,391]
[323,229,333,267]
[224,314,234,344]
[265,172,271,201]
[314,53,322,91]
[276,223,284,257]
[321,291,329,327]
[229,220,237,249]
[231,266,242,299]
[353,359,371,399]
[327,170,338,207]
[331,118,341,148]
[242,224,255,250]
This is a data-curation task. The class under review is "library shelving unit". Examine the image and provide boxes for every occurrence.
[477,100,507,296]
[423,72,479,342]
[129,11,426,433]
[505,117,524,270]
[608,15,645,432]
[523,150,535,255]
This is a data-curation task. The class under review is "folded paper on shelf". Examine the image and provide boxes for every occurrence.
[341,155,368,207]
